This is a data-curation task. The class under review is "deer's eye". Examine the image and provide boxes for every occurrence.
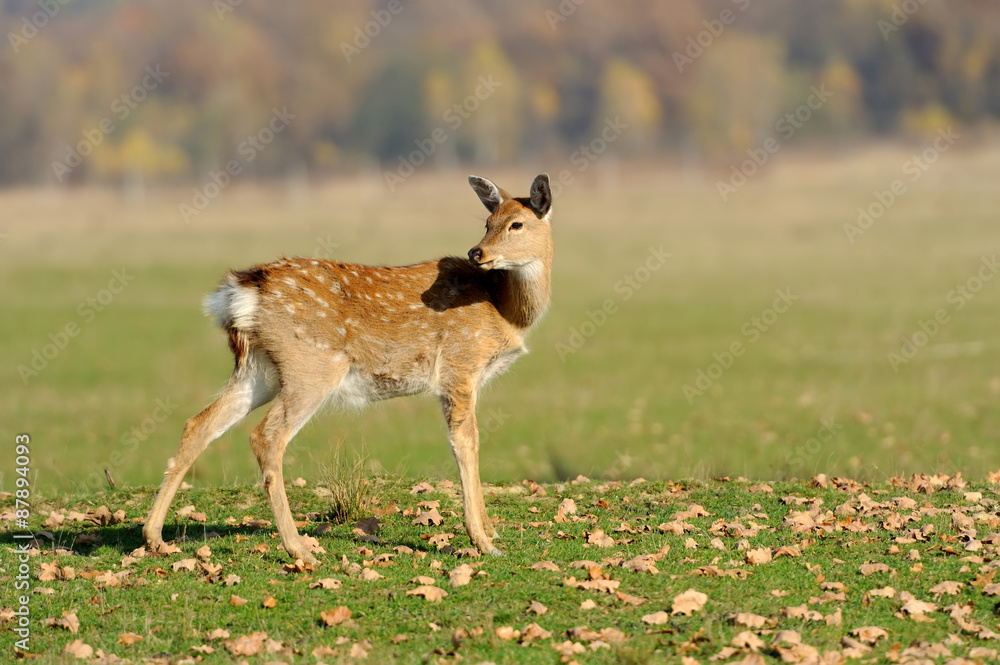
[510,222,523,230]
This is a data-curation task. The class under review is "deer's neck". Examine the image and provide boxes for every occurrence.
[494,259,551,330]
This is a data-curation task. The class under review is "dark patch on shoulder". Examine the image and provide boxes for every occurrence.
[421,257,497,312]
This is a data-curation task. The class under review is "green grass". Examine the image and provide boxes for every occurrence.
[2,476,999,662]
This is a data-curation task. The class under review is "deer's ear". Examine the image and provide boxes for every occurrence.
[529,173,552,219]
[468,175,504,214]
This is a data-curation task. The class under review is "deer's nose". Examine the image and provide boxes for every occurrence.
[468,247,483,263]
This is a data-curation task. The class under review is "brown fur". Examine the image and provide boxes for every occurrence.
[143,174,555,562]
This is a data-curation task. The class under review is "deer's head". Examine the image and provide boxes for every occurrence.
[467,174,553,274]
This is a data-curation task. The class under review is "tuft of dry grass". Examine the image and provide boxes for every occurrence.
[323,446,380,524]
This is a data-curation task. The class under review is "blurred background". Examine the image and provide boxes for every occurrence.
[2,0,999,492]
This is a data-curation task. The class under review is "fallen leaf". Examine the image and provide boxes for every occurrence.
[580,599,597,610]
[406,585,448,602]
[734,612,767,629]
[360,568,382,582]
[851,626,888,645]
[732,630,766,651]
[449,564,474,588]
[320,606,352,626]
[642,610,670,625]
[520,622,552,642]
[745,548,772,565]
[63,639,93,659]
[310,577,343,590]
[262,595,277,609]
[586,530,614,548]
[671,588,708,615]
[118,632,143,646]
[495,626,520,641]
[410,482,434,494]
[530,560,560,572]
[413,508,444,526]
[230,594,248,606]
[929,581,963,596]
[558,498,578,515]
[527,600,548,615]
[859,562,891,576]
[172,558,197,572]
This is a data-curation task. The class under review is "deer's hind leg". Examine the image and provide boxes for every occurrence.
[250,358,350,564]
[144,352,278,551]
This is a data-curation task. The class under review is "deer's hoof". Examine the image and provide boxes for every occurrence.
[489,547,503,557]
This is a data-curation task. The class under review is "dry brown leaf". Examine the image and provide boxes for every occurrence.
[495,626,520,641]
[361,568,382,582]
[982,583,1000,596]
[734,612,767,629]
[520,622,552,642]
[586,529,614,548]
[207,628,230,640]
[56,610,80,634]
[320,606,352,626]
[851,626,888,645]
[410,482,434,494]
[868,586,895,598]
[671,588,708,615]
[745,548,772,565]
[172,558,197,572]
[563,576,620,594]
[530,560,560,572]
[558,498,578,515]
[929,580,963,595]
[449,564,474,588]
[859,562,891,576]
[262,595,277,609]
[304,577,338,590]
[413,508,443,526]
[63,639,93,659]
[527,600,548,615]
[117,632,143,646]
[225,631,268,656]
[580,599,598,610]
[900,597,937,615]
[406,585,448,602]
[642,610,670,625]
[195,545,212,560]
[732,630,766,651]
[229,594,248,606]
[781,604,823,621]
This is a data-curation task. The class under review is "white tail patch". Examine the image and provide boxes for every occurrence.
[203,275,259,331]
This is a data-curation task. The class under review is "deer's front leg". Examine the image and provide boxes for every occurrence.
[441,388,500,556]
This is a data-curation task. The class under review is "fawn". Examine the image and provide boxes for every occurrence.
[143,174,554,563]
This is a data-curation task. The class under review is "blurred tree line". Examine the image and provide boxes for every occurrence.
[1,0,998,185]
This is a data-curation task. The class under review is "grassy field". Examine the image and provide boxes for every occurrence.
[2,142,1000,494]
[2,475,1000,662]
